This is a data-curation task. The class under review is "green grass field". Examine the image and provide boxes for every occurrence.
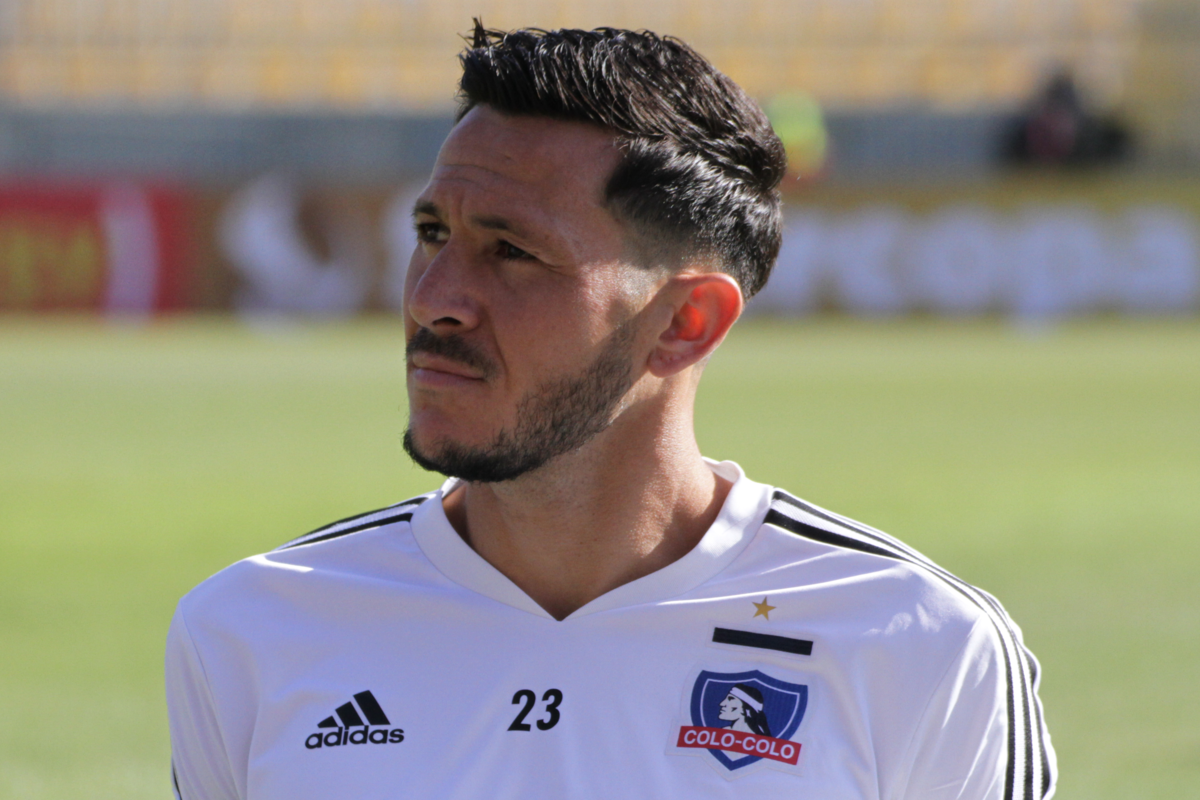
[1,316,1198,798]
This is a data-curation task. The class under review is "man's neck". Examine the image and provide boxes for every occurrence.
[441,412,730,621]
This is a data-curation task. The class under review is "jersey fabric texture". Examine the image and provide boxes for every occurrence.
[166,460,1056,800]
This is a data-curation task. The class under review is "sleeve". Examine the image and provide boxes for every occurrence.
[895,615,1057,800]
[165,605,242,800]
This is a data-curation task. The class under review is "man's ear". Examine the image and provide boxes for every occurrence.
[647,272,743,378]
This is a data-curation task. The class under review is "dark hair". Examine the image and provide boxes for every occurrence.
[731,683,772,737]
[457,22,786,298]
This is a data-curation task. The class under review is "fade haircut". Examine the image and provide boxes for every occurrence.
[457,23,786,299]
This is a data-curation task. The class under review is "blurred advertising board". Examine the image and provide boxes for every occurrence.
[205,174,1200,320]
[754,177,1200,319]
[3,176,1198,318]
[0,183,191,314]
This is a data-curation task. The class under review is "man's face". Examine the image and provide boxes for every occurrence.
[402,106,656,482]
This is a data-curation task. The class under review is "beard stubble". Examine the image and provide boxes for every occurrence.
[403,318,639,483]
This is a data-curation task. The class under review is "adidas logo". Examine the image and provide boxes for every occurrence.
[304,690,405,749]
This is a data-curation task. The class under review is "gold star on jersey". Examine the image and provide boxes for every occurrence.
[752,597,776,620]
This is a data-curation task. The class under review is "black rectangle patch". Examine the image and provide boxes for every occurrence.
[712,627,813,656]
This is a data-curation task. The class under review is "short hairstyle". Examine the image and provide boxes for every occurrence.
[457,23,786,299]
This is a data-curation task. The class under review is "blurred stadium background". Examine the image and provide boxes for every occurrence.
[1,1,1197,798]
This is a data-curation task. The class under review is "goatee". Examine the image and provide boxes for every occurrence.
[403,319,638,482]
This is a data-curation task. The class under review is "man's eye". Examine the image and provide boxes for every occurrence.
[500,241,533,260]
[415,222,448,243]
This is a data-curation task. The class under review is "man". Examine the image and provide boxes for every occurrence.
[167,24,1056,800]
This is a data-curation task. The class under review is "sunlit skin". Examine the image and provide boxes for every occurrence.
[403,105,744,620]
[405,106,637,452]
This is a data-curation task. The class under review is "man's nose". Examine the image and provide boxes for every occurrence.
[405,242,482,332]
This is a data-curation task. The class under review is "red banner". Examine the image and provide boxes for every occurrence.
[676,725,801,765]
[0,183,190,313]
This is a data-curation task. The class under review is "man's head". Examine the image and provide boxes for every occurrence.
[403,24,785,483]
[457,24,786,298]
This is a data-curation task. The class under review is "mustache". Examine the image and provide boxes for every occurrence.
[406,328,496,378]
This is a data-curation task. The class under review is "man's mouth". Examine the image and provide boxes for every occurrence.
[405,328,495,383]
[408,352,486,381]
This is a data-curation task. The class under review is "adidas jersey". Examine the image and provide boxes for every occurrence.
[166,459,1056,800]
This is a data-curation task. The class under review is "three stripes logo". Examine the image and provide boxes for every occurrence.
[304,690,405,749]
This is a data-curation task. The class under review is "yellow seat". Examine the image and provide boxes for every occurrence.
[0,0,1148,111]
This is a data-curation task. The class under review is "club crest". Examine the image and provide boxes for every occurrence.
[675,669,808,771]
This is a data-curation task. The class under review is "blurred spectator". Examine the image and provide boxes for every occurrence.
[219,174,374,318]
[1002,70,1132,167]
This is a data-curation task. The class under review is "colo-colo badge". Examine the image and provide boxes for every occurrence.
[675,669,807,771]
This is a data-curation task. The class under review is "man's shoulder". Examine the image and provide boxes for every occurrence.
[748,488,1055,799]
[748,486,1002,631]
[177,491,438,619]
[271,492,436,552]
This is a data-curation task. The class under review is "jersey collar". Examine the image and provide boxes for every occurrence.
[408,459,773,621]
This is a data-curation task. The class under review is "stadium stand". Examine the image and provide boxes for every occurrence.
[1124,0,1200,165]
[0,0,1147,113]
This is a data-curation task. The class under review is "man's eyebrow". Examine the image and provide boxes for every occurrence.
[412,200,440,219]
[411,203,551,247]
[411,204,528,237]
[469,214,525,235]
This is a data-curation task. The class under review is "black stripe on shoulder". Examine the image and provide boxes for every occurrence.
[281,511,413,550]
[1037,687,1053,798]
[276,494,429,551]
[304,494,429,538]
[767,489,1053,800]
[764,508,901,561]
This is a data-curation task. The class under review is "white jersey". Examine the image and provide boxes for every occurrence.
[166,460,1055,800]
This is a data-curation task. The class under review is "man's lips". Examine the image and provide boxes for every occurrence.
[408,353,486,383]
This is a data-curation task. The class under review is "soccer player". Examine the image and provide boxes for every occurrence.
[166,24,1056,800]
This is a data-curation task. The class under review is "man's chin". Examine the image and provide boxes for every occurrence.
[402,419,494,464]
[402,427,545,484]
[401,428,464,476]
